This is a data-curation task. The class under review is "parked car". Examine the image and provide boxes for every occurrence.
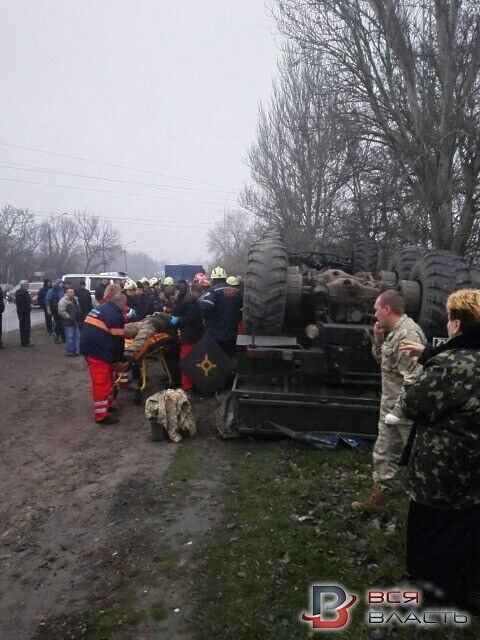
[62,273,127,307]
[0,283,13,294]
[6,285,19,303]
[28,282,44,307]
[6,282,44,306]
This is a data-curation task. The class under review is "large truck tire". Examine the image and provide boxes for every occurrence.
[389,246,427,282]
[409,250,471,339]
[243,232,288,335]
[353,237,378,275]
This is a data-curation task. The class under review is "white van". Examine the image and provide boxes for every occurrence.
[62,273,127,306]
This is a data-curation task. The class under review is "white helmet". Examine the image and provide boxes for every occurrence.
[123,278,137,291]
[211,266,227,280]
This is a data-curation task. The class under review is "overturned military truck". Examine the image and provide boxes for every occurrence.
[217,232,479,439]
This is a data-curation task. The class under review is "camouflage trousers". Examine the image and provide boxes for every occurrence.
[124,321,155,352]
[372,410,412,491]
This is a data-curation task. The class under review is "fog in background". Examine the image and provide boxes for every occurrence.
[0,1,279,265]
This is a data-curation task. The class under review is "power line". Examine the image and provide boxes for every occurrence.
[28,209,215,227]
[0,175,229,207]
[0,141,238,191]
[0,160,236,197]
[31,211,213,230]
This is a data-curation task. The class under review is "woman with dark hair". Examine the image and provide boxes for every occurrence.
[399,289,480,614]
[170,282,203,392]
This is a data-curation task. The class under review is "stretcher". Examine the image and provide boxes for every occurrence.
[113,332,173,403]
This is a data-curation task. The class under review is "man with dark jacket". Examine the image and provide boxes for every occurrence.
[0,286,4,348]
[133,283,151,320]
[94,278,109,303]
[37,279,53,335]
[15,280,33,347]
[76,281,93,325]
[45,279,66,343]
[80,290,126,425]
[201,267,242,357]
[171,282,203,391]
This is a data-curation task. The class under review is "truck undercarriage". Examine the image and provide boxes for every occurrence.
[218,232,478,439]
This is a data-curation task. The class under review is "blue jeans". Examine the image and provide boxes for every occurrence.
[64,324,79,355]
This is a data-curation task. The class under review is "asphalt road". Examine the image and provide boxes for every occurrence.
[2,303,45,334]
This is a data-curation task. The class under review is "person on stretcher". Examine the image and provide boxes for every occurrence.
[124,312,174,354]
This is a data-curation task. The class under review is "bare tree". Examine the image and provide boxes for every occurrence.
[240,49,353,251]
[207,210,257,274]
[276,0,480,253]
[73,211,122,272]
[0,205,38,282]
[37,217,82,276]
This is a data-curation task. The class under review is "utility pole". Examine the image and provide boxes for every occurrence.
[124,240,136,273]
[47,212,68,277]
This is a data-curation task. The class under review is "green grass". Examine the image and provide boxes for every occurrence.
[77,598,146,639]
[149,601,168,621]
[162,435,205,486]
[189,440,480,640]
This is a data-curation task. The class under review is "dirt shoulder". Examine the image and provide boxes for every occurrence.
[0,327,228,640]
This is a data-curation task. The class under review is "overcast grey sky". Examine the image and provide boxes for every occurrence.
[0,1,279,264]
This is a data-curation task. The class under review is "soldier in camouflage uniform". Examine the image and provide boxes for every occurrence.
[399,289,480,613]
[124,312,172,353]
[352,289,426,512]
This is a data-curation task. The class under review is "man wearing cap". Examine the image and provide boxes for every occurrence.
[38,278,53,336]
[123,280,138,320]
[45,279,66,343]
[202,267,242,357]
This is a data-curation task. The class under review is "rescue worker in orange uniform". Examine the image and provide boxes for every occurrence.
[80,289,126,425]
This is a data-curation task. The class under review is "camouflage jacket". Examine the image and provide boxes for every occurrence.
[400,340,480,509]
[145,389,196,443]
[372,314,426,421]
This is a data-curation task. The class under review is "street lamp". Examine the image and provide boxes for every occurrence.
[144,251,152,276]
[47,212,68,277]
[124,240,136,273]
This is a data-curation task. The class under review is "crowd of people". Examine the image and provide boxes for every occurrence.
[2,270,480,616]
[0,269,243,424]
